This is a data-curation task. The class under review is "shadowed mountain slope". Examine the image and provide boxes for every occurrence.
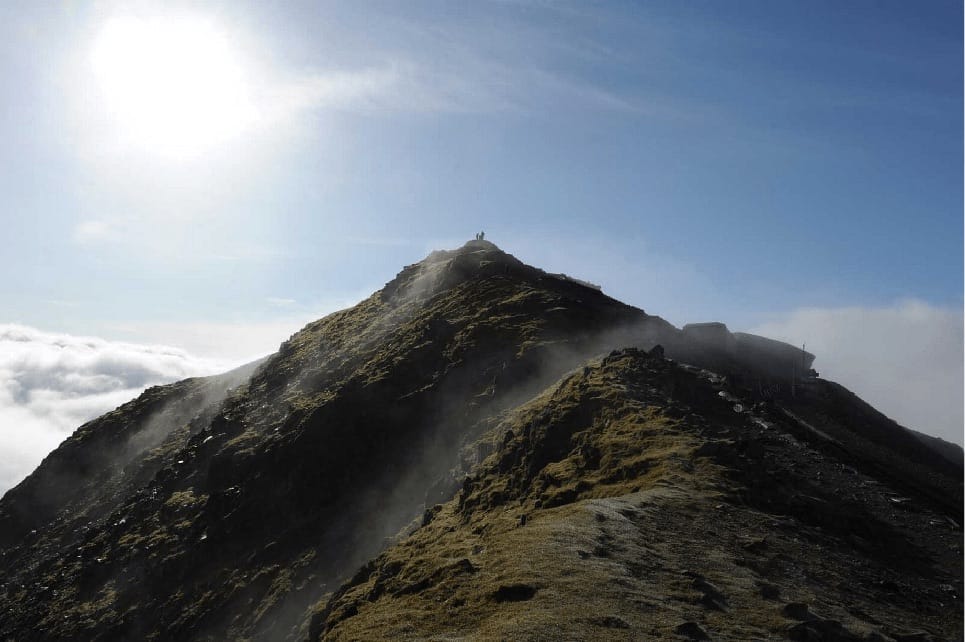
[0,241,960,641]
[317,349,962,641]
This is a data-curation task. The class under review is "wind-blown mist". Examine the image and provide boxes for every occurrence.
[0,324,227,493]
[751,300,964,446]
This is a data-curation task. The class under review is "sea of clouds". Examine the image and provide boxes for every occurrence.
[0,324,227,494]
[752,300,963,447]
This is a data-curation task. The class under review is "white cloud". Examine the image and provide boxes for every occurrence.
[72,219,121,244]
[107,319,304,363]
[97,291,371,364]
[0,324,228,494]
[265,64,405,116]
[255,57,634,120]
[750,300,964,445]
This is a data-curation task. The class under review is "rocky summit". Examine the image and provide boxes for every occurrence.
[0,241,961,641]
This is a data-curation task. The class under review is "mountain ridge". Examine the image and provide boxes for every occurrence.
[0,240,960,641]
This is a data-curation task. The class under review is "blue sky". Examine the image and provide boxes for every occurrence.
[0,0,961,468]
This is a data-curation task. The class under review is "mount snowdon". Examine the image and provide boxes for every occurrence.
[0,241,960,641]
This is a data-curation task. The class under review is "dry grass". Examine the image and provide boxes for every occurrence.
[318,351,963,641]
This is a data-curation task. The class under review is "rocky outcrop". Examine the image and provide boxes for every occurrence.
[734,331,816,376]
[682,321,737,353]
[681,321,816,381]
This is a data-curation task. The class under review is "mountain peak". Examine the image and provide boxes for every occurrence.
[0,244,960,641]
[379,238,527,303]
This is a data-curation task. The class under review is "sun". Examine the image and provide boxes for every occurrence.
[90,15,257,158]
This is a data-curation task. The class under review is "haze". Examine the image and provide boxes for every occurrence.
[0,1,961,493]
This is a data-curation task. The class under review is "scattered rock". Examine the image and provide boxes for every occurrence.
[783,602,819,621]
[682,571,728,611]
[491,583,537,602]
[693,577,728,611]
[741,536,768,554]
[757,582,780,600]
[675,621,710,640]
[587,615,630,629]
[787,618,863,641]
[422,504,443,527]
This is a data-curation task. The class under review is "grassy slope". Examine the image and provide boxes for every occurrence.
[318,350,963,641]
[0,242,959,641]
[0,243,669,640]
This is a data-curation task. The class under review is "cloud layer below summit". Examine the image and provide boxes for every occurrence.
[0,324,227,493]
[752,299,963,446]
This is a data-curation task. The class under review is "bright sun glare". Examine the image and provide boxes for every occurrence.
[91,15,256,158]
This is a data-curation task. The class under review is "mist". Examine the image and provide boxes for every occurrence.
[0,323,227,493]
[751,300,964,446]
